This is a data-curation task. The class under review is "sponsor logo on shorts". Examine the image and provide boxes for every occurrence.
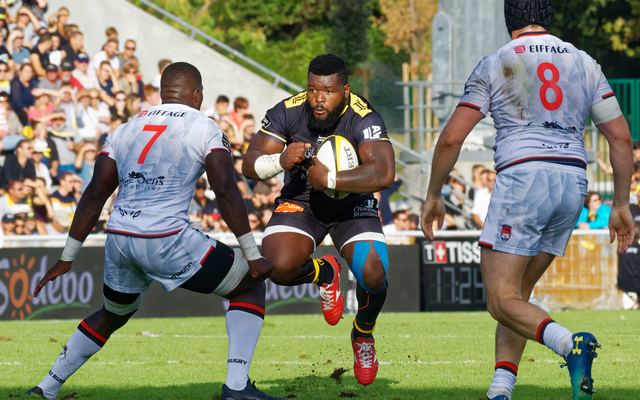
[275,203,304,213]
[353,199,377,218]
[501,225,512,242]
[171,261,193,279]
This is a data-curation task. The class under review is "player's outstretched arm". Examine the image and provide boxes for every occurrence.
[420,107,484,241]
[243,134,311,180]
[597,114,634,252]
[206,150,274,281]
[308,141,395,193]
[33,154,120,297]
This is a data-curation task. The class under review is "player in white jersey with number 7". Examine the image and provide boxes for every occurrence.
[25,62,286,400]
[421,1,634,399]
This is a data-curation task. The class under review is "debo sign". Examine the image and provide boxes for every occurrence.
[0,253,94,320]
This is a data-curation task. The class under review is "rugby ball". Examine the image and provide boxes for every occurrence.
[315,135,359,199]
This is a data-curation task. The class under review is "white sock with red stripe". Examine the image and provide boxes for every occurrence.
[225,303,265,391]
[488,362,517,399]
[38,321,106,399]
[537,318,573,357]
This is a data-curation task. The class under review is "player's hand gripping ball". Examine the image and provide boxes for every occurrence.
[314,135,359,199]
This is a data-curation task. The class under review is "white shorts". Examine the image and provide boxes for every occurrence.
[479,162,588,257]
[104,226,231,294]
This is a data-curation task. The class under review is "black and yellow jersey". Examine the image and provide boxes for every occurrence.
[258,92,391,203]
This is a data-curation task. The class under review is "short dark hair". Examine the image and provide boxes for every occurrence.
[633,140,640,150]
[216,95,229,104]
[160,62,202,90]
[39,32,52,43]
[308,54,348,85]
[59,170,75,181]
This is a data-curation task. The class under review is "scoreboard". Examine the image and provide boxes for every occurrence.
[420,238,487,311]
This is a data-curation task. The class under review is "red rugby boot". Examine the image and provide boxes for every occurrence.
[318,255,343,326]
[351,329,379,385]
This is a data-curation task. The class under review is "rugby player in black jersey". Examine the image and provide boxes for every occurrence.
[243,54,394,385]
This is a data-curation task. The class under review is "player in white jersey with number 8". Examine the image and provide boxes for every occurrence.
[421,1,634,399]
[25,62,286,400]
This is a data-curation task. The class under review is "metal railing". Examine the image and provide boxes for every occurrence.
[130,0,303,93]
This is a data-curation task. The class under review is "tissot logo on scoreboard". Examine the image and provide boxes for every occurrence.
[423,240,481,265]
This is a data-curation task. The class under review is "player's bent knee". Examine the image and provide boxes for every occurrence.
[351,241,388,293]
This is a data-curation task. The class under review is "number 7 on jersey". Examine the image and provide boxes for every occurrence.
[137,125,167,164]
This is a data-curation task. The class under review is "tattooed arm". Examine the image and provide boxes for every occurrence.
[421,107,484,240]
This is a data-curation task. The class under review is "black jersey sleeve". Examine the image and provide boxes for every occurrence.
[258,95,297,146]
[347,93,390,148]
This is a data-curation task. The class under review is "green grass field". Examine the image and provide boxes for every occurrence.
[1,311,639,400]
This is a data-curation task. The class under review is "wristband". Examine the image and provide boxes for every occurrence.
[237,232,262,261]
[60,236,83,262]
[327,170,336,189]
[254,154,284,180]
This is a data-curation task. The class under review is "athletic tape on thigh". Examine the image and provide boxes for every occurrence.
[350,241,389,293]
[213,248,249,297]
[103,293,144,316]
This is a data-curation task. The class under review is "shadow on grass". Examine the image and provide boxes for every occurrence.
[7,378,639,400]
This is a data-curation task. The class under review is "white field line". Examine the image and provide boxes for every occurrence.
[25,334,497,340]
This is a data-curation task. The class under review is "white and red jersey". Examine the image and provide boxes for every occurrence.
[101,103,230,237]
[459,32,615,172]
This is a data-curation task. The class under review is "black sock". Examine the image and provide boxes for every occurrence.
[353,282,388,338]
[290,258,334,286]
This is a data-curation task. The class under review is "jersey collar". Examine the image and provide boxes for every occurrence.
[516,31,550,39]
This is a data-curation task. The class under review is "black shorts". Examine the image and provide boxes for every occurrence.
[264,196,385,251]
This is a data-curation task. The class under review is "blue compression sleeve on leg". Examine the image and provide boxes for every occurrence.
[351,242,371,291]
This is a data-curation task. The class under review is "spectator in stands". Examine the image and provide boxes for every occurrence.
[88,88,111,133]
[150,58,171,88]
[125,92,140,119]
[31,120,58,179]
[72,174,83,201]
[239,114,256,154]
[1,213,16,235]
[48,34,63,67]
[71,52,97,89]
[228,96,249,130]
[202,94,229,121]
[89,38,119,81]
[60,31,84,64]
[37,63,61,93]
[0,10,8,41]
[30,31,52,77]
[75,89,99,140]
[217,112,240,148]
[383,210,412,245]
[0,64,10,95]
[23,175,52,220]
[47,6,69,39]
[74,141,96,192]
[408,213,419,230]
[468,164,486,201]
[188,179,211,217]
[248,210,265,233]
[444,175,471,230]
[10,63,40,125]
[48,170,76,233]
[3,138,35,183]
[96,60,119,100]
[109,91,129,121]
[61,24,79,47]
[118,39,138,73]
[22,210,36,234]
[9,6,40,48]
[55,83,79,128]
[0,34,14,70]
[617,222,640,310]
[232,154,253,199]
[30,175,53,233]
[141,84,160,110]
[28,91,56,123]
[471,169,495,229]
[377,176,403,226]
[105,26,118,41]
[0,91,24,137]
[47,109,80,174]
[576,191,611,230]
[31,137,52,191]
[117,62,141,97]
[0,179,29,216]
[7,28,31,65]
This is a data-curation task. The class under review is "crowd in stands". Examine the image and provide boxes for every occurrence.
[0,2,631,242]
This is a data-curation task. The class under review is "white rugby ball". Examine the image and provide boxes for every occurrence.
[315,135,359,199]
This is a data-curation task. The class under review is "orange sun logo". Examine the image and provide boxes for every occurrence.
[3,254,35,320]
